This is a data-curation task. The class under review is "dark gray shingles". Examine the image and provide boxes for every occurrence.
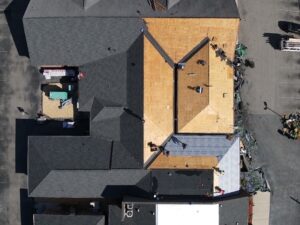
[91,108,143,168]
[79,53,128,110]
[24,0,239,18]
[30,170,149,198]
[23,17,144,65]
[150,170,214,196]
[219,196,249,225]
[108,203,156,225]
[79,34,143,115]
[122,203,156,225]
[108,205,123,225]
[34,214,105,225]
[28,136,112,194]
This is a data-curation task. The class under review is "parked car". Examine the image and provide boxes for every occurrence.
[280,37,300,52]
[278,21,300,35]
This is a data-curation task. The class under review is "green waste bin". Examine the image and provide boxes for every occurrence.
[49,91,68,101]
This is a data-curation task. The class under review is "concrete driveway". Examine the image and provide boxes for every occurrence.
[0,0,41,224]
[238,0,300,224]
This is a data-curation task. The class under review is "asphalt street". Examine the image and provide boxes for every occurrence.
[238,0,300,224]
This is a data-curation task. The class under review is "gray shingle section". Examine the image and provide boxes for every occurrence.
[91,107,124,140]
[34,214,105,225]
[151,170,213,196]
[79,34,143,115]
[24,0,239,18]
[108,205,123,225]
[91,107,144,168]
[28,136,112,195]
[23,17,144,65]
[216,138,240,196]
[219,196,249,225]
[29,170,149,198]
[165,135,234,156]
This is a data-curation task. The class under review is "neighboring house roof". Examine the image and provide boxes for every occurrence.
[24,0,239,18]
[219,196,249,225]
[34,215,105,225]
[109,204,155,225]
[117,195,249,225]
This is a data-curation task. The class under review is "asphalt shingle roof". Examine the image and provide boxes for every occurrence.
[29,169,149,198]
[24,0,239,18]
[219,196,249,225]
[23,17,144,66]
[79,34,143,115]
[34,215,105,225]
[28,136,112,195]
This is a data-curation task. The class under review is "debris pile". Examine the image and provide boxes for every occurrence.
[280,112,300,139]
[241,167,271,194]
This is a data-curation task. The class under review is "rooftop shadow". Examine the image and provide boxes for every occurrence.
[263,33,292,50]
[20,189,34,225]
[15,118,90,174]
[4,0,30,57]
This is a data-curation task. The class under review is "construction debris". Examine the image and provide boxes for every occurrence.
[279,112,300,139]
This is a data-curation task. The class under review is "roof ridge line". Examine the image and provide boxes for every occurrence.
[143,29,174,67]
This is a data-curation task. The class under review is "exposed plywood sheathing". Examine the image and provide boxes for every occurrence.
[144,18,239,63]
[180,47,234,133]
[177,42,209,131]
[42,83,74,119]
[149,154,218,169]
[143,37,174,163]
[144,18,239,133]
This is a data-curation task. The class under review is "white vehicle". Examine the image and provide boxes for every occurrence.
[280,38,300,52]
[42,68,76,79]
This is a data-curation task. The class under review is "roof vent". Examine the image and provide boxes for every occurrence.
[83,0,101,10]
[149,0,180,11]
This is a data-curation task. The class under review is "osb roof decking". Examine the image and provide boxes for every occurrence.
[145,18,239,133]
[144,18,239,62]
[177,42,209,131]
[143,37,174,163]
[180,47,234,133]
[149,154,218,169]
